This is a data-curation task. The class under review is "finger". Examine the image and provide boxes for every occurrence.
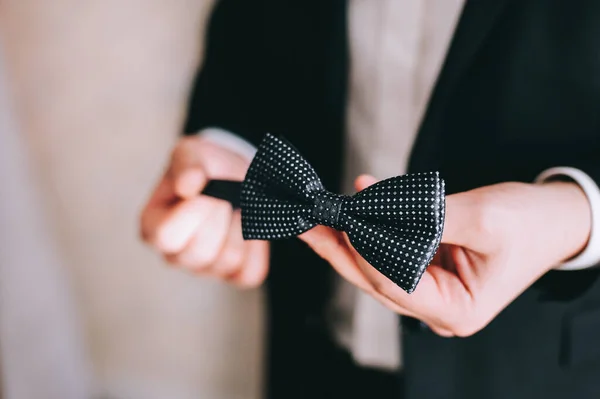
[337,234,421,316]
[428,324,455,337]
[170,160,207,200]
[143,194,213,253]
[165,198,232,269]
[441,192,490,250]
[430,245,444,266]
[341,233,471,322]
[430,244,458,274]
[355,174,485,251]
[354,174,379,191]
[353,174,442,316]
[140,177,175,242]
[174,167,208,200]
[300,226,374,293]
[355,175,479,249]
[382,263,472,329]
[167,139,209,199]
[146,173,176,208]
[301,226,418,316]
[228,240,270,288]
[211,210,246,278]
[168,138,203,179]
[367,289,420,318]
[351,174,478,325]
[440,194,467,246]
[350,174,483,329]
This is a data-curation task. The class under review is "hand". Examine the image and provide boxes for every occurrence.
[300,175,591,336]
[140,135,269,288]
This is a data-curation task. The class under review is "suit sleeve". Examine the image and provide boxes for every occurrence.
[182,0,267,148]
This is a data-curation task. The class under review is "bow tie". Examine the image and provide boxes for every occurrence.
[202,133,445,293]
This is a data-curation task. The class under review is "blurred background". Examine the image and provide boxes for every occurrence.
[0,1,264,398]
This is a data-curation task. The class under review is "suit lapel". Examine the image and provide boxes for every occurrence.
[408,0,512,172]
[432,0,513,104]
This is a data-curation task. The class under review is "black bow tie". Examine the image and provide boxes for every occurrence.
[202,133,445,293]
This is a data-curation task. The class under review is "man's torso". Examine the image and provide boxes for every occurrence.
[185,1,600,398]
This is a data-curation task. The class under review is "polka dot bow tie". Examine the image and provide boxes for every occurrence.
[202,133,445,293]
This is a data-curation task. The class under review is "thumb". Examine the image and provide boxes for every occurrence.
[173,166,207,199]
[441,192,490,250]
[355,173,483,250]
[168,141,208,199]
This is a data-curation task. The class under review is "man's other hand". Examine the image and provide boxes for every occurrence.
[140,136,269,288]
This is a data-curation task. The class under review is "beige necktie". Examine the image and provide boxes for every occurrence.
[339,0,465,370]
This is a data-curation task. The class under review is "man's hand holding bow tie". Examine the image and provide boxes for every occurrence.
[140,136,270,288]
[301,175,592,337]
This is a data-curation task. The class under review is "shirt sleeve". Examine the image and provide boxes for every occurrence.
[535,167,600,271]
[196,127,257,161]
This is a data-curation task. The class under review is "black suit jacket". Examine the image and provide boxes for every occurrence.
[184,1,600,398]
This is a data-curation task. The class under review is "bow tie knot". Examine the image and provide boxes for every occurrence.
[310,191,348,230]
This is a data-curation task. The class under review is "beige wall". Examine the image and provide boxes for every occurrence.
[0,1,264,398]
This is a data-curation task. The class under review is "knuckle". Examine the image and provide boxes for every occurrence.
[449,323,478,337]
[220,246,245,270]
[444,313,485,337]
[152,227,177,253]
[471,183,527,240]
[429,326,454,337]
[471,199,497,239]
[168,247,216,271]
[238,275,263,289]
[173,136,196,155]
[239,264,269,289]
[469,195,511,247]
[191,244,221,269]
[169,140,187,164]
[169,138,203,177]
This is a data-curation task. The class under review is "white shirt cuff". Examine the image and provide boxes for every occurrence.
[535,167,600,270]
[197,127,257,161]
